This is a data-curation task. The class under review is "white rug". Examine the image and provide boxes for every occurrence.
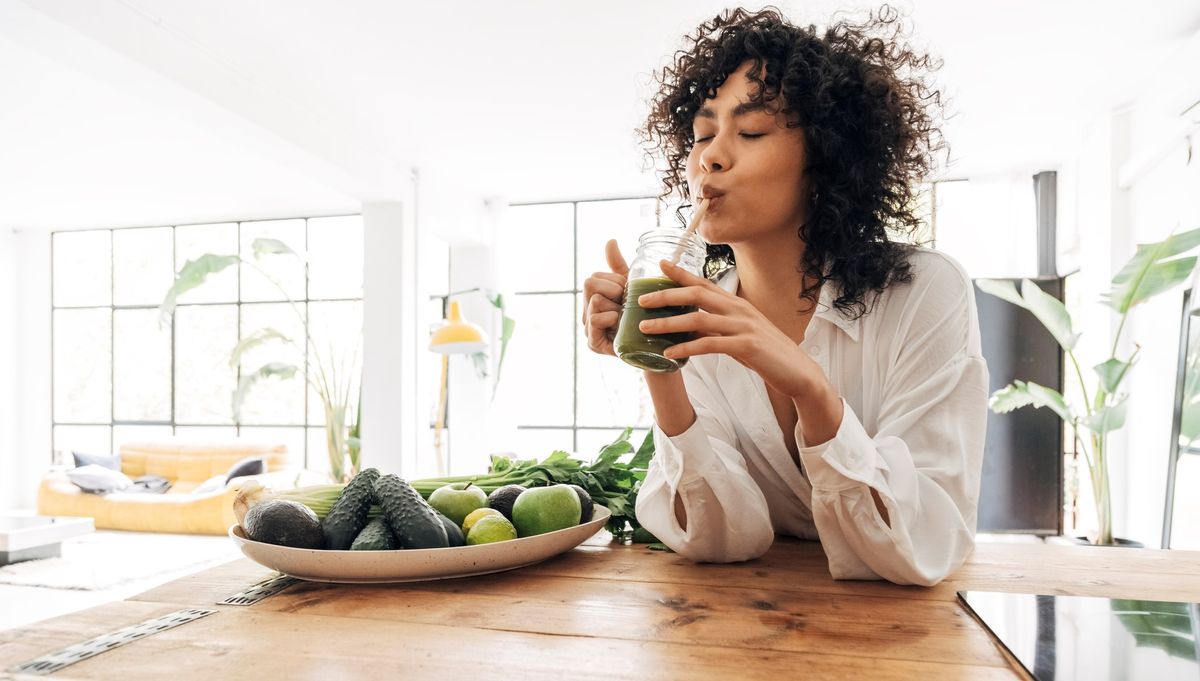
[0,531,242,591]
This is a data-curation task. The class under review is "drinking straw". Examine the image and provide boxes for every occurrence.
[669,197,709,265]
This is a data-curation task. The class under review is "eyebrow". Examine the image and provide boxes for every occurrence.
[694,101,769,120]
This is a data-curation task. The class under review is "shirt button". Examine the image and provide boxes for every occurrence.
[807,345,820,356]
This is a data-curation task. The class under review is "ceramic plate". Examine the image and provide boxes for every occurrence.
[228,506,611,583]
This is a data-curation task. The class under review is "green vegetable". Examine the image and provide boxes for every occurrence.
[374,474,448,549]
[273,428,657,543]
[350,517,398,551]
[322,468,379,550]
[409,428,655,542]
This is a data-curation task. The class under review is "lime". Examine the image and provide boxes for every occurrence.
[466,515,518,545]
[462,507,503,535]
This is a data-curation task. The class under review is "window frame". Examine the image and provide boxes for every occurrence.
[49,214,363,468]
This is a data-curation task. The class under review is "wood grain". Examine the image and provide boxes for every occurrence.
[3,538,1198,681]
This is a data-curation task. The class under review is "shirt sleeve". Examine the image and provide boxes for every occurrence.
[634,365,776,563]
[798,258,989,586]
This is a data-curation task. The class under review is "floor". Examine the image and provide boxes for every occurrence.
[0,530,239,633]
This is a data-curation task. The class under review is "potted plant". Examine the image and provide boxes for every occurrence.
[977,227,1200,545]
[159,238,362,483]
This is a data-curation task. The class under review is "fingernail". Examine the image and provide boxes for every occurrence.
[638,294,650,304]
[639,320,651,331]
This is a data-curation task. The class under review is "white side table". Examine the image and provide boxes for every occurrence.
[0,516,94,566]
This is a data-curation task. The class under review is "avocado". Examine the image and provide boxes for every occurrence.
[567,484,594,523]
[438,512,466,547]
[486,484,527,522]
[243,499,324,549]
[374,474,449,549]
[322,468,380,550]
[350,517,398,551]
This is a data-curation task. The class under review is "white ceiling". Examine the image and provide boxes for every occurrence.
[2,0,1198,231]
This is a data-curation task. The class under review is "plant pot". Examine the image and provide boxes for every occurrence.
[1067,536,1145,548]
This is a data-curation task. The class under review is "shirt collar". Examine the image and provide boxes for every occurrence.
[715,267,861,343]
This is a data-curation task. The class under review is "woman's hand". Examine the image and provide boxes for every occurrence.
[581,240,630,357]
[637,259,819,398]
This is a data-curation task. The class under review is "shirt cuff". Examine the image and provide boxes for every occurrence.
[653,416,727,489]
[796,399,884,491]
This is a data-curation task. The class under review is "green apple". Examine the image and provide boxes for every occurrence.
[466,515,518,545]
[428,482,489,527]
[512,484,582,537]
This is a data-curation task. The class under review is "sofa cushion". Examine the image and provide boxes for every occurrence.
[72,451,121,471]
[225,456,266,484]
[119,441,290,483]
[67,465,134,494]
[192,473,228,496]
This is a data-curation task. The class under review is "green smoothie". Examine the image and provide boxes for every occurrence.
[614,276,696,372]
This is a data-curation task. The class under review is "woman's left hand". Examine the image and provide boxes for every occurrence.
[637,259,819,398]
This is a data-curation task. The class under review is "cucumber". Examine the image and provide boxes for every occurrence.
[321,468,380,550]
[374,474,449,549]
[350,517,398,551]
[438,512,465,547]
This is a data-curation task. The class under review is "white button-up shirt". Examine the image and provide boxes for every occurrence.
[634,248,989,586]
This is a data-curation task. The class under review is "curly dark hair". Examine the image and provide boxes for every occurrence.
[642,5,945,319]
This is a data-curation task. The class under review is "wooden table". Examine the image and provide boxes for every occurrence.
[2,535,1199,680]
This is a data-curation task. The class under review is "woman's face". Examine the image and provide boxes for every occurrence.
[685,60,809,247]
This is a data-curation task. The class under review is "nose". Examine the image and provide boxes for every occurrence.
[699,133,729,174]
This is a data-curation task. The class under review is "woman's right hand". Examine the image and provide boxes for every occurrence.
[582,239,629,357]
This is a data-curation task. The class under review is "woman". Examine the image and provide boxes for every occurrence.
[582,7,988,586]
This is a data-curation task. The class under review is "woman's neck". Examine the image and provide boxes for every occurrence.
[730,231,814,342]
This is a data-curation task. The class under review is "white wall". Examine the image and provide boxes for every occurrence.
[4,229,52,511]
[1057,77,1198,544]
[0,229,18,509]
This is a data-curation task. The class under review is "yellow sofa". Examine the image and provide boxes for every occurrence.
[37,441,312,535]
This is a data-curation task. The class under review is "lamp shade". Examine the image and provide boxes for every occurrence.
[430,301,488,354]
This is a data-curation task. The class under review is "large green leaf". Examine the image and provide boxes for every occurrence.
[229,328,293,369]
[989,380,1073,423]
[1093,358,1133,395]
[1104,227,1200,313]
[1082,398,1128,435]
[251,237,300,259]
[487,293,516,400]
[974,279,1024,307]
[1020,279,1080,351]
[158,254,240,325]
[1111,599,1197,661]
[232,362,299,422]
[975,279,1078,351]
[628,430,656,470]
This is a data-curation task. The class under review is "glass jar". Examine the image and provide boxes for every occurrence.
[614,228,708,372]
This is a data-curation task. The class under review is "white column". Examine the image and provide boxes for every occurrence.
[0,229,19,510]
[362,199,415,477]
[6,229,52,511]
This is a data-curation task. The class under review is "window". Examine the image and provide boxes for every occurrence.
[51,216,364,474]
[495,189,936,460]
[498,199,664,457]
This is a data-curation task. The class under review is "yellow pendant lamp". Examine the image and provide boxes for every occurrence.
[429,301,488,354]
[429,301,487,476]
